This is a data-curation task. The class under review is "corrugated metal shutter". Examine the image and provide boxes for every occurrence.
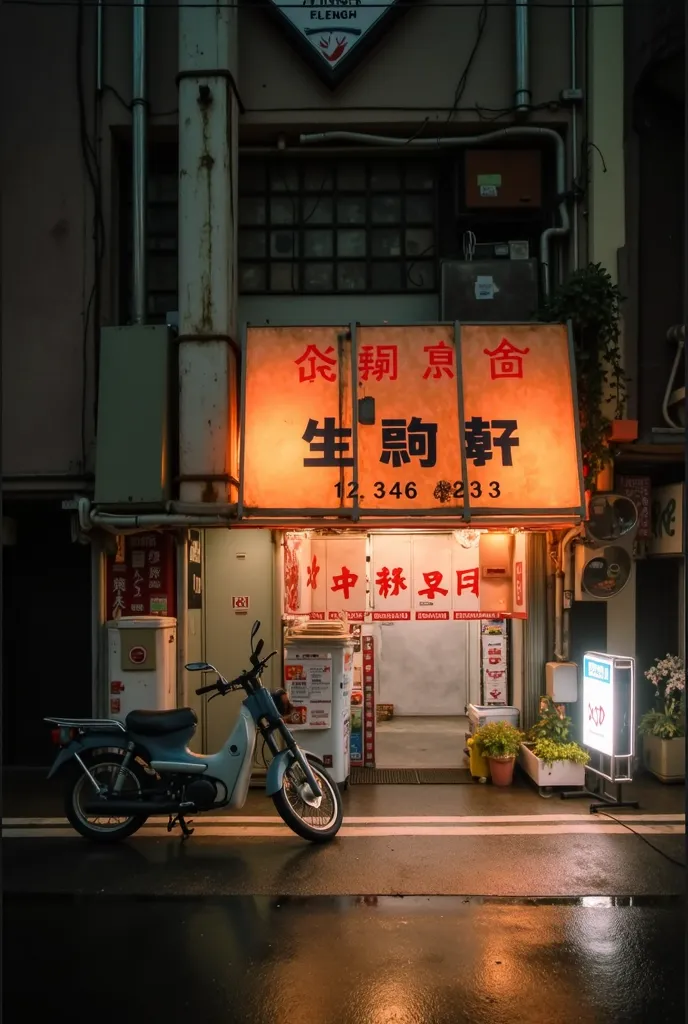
[522,533,548,731]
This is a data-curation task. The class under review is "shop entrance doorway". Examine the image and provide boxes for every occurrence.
[374,618,471,769]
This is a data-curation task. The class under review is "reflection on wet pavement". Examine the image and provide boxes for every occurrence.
[4,895,684,1023]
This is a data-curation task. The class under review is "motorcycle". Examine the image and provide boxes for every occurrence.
[45,621,343,844]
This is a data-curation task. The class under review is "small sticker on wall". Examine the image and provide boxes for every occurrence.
[474,275,497,301]
[479,184,498,198]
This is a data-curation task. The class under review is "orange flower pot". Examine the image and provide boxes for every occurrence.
[608,419,638,443]
[488,756,516,786]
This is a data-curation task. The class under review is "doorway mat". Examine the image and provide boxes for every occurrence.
[350,768,474,785]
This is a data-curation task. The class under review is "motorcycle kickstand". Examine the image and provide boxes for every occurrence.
[167,813,195,840]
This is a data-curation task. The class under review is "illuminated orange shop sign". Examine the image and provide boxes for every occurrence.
[239,323,585,522]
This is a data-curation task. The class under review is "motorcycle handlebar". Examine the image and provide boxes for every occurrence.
[195,682,220,696]
[195,651,278,697]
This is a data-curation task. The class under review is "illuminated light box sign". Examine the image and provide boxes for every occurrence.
[282,531,528,621]
[582,653,614,756]
[240,323,585,523]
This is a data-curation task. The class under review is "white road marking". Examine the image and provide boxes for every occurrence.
[3,813,684,827]
[2,823,684,839]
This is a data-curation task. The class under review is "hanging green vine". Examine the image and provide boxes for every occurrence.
[539,263,627,485]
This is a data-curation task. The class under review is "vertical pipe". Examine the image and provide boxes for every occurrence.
[96,0,103,93]
[90,542,106,718]
[570,0,579,269]
[176,532,189,709]
[514,0,530,114]
[132,0,147,325]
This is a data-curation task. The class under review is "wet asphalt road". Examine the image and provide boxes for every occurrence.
[3,893,684,1023]
[4,774,685,1021]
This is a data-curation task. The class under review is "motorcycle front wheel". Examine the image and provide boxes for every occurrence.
[64,750,149,842]
[272,754,343,843]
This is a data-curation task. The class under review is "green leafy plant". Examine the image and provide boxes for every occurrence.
[638,709,684,740]
[528,696,572,745]
[533,738,590,767]
[474,721,524,761]
[539,263,627,485]
[639,655,685,739]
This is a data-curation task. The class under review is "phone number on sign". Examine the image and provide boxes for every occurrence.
[334,480,502,500]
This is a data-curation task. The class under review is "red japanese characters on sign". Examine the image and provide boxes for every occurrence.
[243,323,584,521]
[422,340,455,380]
[295,344,337,383]
[483,338,530,380]
[359,345,398,382]
[362,636,376,768]
[376,566,408,598]
[106,533,175,620]
[285,533,527,621]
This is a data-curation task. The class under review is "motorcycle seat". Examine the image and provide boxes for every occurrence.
[126,707,197,736]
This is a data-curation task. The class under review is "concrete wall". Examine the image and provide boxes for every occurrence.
[239,0,578,126]
[2,0,579,480]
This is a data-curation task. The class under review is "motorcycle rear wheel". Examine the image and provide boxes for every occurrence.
[64,750,149,842]
[272,754,343,843]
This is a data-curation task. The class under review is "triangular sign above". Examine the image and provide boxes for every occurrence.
[264,0,415,88]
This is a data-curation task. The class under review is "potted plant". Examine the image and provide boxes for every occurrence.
[519,696,590,794]
[540,263,633,489]
[474,721,524,787]
[639,655,685,783]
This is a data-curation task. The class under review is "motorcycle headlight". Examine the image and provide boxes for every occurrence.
[270,688,293,718]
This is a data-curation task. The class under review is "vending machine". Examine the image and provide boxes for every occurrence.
[106,616,177,722]
[283,622,354,787]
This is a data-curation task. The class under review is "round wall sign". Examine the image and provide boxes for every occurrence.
[129,645,147,665]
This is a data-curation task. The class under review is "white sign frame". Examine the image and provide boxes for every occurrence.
[582,651,635,783]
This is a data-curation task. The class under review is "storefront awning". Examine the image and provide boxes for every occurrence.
[238,322,585,528]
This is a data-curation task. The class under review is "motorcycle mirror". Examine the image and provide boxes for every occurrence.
[251,620,261,639]
[255,638,264,658]
[185,662,213,672]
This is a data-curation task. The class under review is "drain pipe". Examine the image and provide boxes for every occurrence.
[514,0,530,114]
[569,0,580,268]
[554,526,583,661]
[300,128,569,296]
[132,0,147,324]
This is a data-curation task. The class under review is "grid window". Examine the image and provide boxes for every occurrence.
[238,158,437,294]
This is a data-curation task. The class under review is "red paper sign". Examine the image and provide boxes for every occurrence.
[106,533,176,620]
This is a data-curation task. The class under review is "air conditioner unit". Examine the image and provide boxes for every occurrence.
[574,493,639,601]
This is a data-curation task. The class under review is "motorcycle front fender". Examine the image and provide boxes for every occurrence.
[46,732,135,779]
[265,747,324,797]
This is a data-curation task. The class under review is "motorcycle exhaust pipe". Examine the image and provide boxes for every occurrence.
[82,800,184,816]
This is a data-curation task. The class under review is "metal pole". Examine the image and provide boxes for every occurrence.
[96,0,103,93]
[132,0,147,325]
[514,0,530,114]
[570,0,579,268]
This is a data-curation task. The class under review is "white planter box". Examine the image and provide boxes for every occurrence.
[643,734,685,783]
[519,743,586,788]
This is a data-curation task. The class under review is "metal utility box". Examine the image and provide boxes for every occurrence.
[106,616,177,722]
[441,259,540,322]
[464,149,542,209]
[95,325,172,506]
